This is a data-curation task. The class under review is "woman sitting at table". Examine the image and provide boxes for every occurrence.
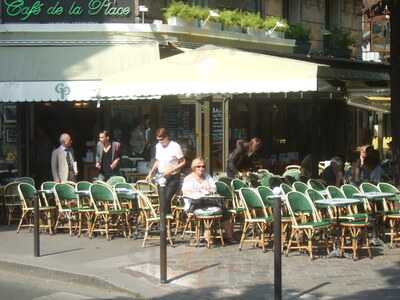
[181,157,216,212]
[182,157,235,242]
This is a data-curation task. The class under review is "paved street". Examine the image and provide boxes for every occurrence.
[0,270,133,300]
[1,225,400,299]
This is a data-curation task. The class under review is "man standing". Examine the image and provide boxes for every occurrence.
[227,137,262,178]
[96,130,121,181]
[51,133,78,182]
[146,128,186,214]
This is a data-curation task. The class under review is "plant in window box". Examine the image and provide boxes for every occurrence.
[240,12,264,37]
[219,10,243,33]
[199,7,222,31]
[327,27,356,58]
[286,23,311,54]
[263,16,289,39]
[164,1,199,27]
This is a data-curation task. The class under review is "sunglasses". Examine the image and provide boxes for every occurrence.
[195,165,206,169]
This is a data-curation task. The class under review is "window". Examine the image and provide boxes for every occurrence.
[283,0,302,24]
[325,0,342,30]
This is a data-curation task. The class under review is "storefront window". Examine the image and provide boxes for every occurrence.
[0,104,18,182]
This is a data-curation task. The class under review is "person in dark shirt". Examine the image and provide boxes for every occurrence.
[227,137,262,178]
[320,156,344,187]
[95,130,121,181]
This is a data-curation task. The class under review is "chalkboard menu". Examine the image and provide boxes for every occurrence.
[164,105,195,146]
[2,0,135,23]
[211,103,223,171]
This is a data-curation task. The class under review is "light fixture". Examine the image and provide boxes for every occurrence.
[139,5,148,24]
[202,10,220,26]
[267,21,286,36]
[97,100,101,108]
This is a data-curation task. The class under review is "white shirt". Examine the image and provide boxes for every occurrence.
[182,174,216,199]
[155,140,184,174]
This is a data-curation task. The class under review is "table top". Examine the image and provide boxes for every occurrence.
[353,192,395,200]
[316,198,360,206]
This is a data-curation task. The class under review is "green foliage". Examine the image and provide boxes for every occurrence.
[330,27,356,49]
[219,9,242,27]
[286,23,311,42]
[263,16,289,32]
[163,1,201,21]
[240,12,264,29]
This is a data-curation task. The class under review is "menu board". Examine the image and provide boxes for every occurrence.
[164,105,195,145]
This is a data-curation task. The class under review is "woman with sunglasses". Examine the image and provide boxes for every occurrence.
[182,157,235,242]
[181,157,216,211]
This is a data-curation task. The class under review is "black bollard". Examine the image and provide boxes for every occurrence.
[33,194,40,257]
[159,178,167,284]
[273,195,282,300]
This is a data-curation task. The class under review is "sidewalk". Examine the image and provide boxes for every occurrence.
[1,225,400,299]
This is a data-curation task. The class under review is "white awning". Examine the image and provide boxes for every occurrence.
[0,41,159,102]
[98,45,323,99]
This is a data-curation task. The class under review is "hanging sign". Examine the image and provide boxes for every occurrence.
[2,0,134,23]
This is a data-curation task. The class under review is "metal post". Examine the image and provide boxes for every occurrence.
[273,195,282,300]
[33,194,40,257]
[159,178,167,284]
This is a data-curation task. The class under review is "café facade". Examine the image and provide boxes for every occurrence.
[0,0,390,182]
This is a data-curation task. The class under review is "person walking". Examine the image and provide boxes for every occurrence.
[95,130,121,181]
[146,128,186,214]
[51,133,78,183]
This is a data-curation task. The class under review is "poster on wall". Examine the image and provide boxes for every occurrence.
[371,15,390,53]
[1,0,135,23]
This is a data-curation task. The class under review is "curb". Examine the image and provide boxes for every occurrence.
[0,259,143,299]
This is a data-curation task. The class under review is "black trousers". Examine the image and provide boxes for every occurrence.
[162,174,180,215]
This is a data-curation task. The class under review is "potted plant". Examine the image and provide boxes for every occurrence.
[219,10,242,33]
[240,12,264,37]
[164,1,199,27]
[286,23,311,54]
[199,8,222,31]
[263,16,288,38]
[327,27,356,58]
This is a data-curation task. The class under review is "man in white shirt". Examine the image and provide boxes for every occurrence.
[147,128,186,214]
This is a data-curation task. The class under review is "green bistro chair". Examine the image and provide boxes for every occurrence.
[216,181,245,224]
[285,191,331,259]
[292,181,309,194]
[238,188,273,252]
[360,182,388,219]
[307,179,326,192]
[54,183,81,236]
[17,183,55,234]
[114,182,138,236]
[305,188,329,220]
[15,177,35,187]
[89,183,129,240]
[260,173,273,188]
[282,169,301,181]
[136,190,174,247]
[75,181,95,237]
[280,183,293,196]
[106,176,127,186]
[378,182,400,247]
[257,185,292,250]
[231,178,248,191]
[3,182,22,226]
[217,176,232,186]
[40,181,57,207]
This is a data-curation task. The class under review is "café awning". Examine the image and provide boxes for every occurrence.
[99,45,324,99]
[0,41,159,102]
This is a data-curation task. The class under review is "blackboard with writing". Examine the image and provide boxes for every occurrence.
[2,0,135,23]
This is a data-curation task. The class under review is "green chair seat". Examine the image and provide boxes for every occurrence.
[339,213,368,221]
[340,220,370,226]
[228,207,246,214]
[148,214,174,222]
[247,216,273,222]
[299,219,331,228]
